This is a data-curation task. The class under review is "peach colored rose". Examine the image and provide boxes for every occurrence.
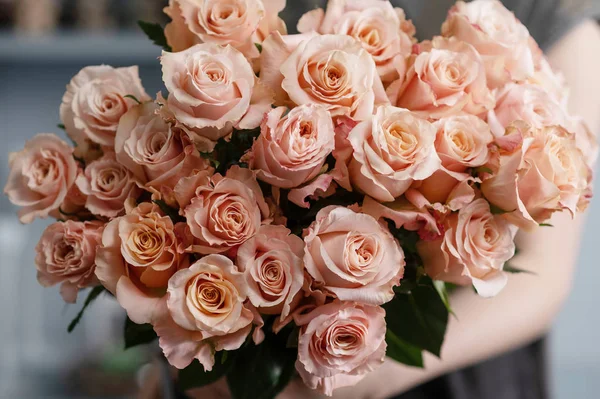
[36,220,104,303]
[345,105,441,202]
[95,202,189,324]
[259,31,319,105]
[76,152,142,218]
[115,102,211,192]
[297,0,415,82]
[303,206,405,305]
[441,0,535,88]
[176,166,269,254]
[435,114,493,171]
[57,178,92,220]
[295,301,387,396]
[60,65,150,147]
[161,43,272,142]
[4,134,78,224]
[528,57,569,107]
[487,83,567,137]
[417,198,516,297]
[280,34,388,121]
[164,0,201,52]
[481,122,590,229]
[387,37,494,119]
[236,225,304,319]
[252,0,287,44]
[174,0,265,59]
[153,254,254,371]
[248,104,335,189]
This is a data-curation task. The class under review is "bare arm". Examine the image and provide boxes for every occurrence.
[315,20,600,399]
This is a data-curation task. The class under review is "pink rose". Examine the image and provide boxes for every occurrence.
[297,0,416,82]
[295,301,387,396]
[161,43,272,142]
[481,122,590,229]
[417,199,516,297]
[345,105,441,202]
[60,65,150,147]
[154,254,254,371]
[441,0,535,88]
[115,102,211,192]
[95,202,189,324]
[236,225,304,319]
[280,34,388,121]
[528,57,569,107]
[176,166,269,254]
[248,104,335,189]
[487,83,567,137]
[36,220,104,303]
[76,152,142,218]
[387,37,494,119]
[4,134,78,223]
[303,206,405,305]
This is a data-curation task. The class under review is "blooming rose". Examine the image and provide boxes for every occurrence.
[161,43,272,141]
[236,225,304,319]
[441,0,535,88]
[303,206,405,305]
[36,220,104,303]
[4,134,78,223]
[60,65,150,147]
[163,0,201,52]
[345,105,441,202]
[280,34,388,121]
[481,122,590,229]
[175,166,269,254]
[248,104,335,189]
[387,37,494,119]
[528,57,569,107]
[153,254,254,371]
[417,198,516,297]
[95,202,189,323]
[487,83,567,137]
[115,102,211,192]
[295,301,387,396]
[76,152,142,218]
[297,0,415,82]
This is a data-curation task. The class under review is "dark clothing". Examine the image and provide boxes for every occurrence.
[279,1,600,399]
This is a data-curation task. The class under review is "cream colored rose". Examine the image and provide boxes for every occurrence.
[303,206,405,305]
[280,34,388,121]
[154,254,254,371]
[417,199,516,297]
[4,134,78,224]
[176,166,269,254]
[441,0,535,88]
[297,0,416,82]
[295,301,387,396]
[236,225,304,319]
[487,83,567,137]
[161,43,272,141]
[345,105,441,202]
[248,104,335,189]
[115,102,211,193]
[481,122,590,229]
[387,37,494,119]
[76,152,142,218]
[95,202,189,324]
[434,115,493,171]
[60,65,150,147]
[36,220,104,303]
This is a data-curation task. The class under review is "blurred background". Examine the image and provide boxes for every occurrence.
[0,0,599,398]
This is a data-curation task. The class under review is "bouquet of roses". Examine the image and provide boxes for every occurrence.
[4,0,597,397]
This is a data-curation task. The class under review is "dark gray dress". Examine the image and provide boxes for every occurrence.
[280,1,600,398]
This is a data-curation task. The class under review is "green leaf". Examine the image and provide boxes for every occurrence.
[255,43,263,53]
[137,20,172,52]
[385,329,423,367]
[226,336,297,399]
[124,94,142,104]
[152,199,185,224]
[57,123,66,130]
[383,279,449,357]
[539,223,554,227]
[68,286,105,333]
[212,128,261,175]
[489,203,513,215]
[178,352,234,390]
[504,264,536,275]
[432,280,455,317]
[124,317,157,349]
